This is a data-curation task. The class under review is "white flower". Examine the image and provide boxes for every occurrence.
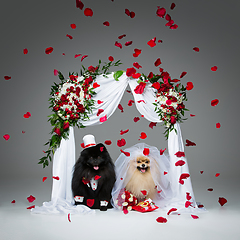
[166,122,171,128]
[122,202,128,206]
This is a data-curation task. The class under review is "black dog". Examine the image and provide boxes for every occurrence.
[72,143,116,211]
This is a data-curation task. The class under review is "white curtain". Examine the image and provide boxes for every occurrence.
[32,72,202,214]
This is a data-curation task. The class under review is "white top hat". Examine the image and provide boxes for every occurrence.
[83,134,96,148]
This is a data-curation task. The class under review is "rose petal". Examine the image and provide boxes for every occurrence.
[149,122,157,129]
[186,139,196,146]
[211,66,218,71]
[123,209,128,214]
[133,117,140,122]
[131,73,141,79]
[103,21,110,26]
[125,8,130,16]
[74,54,81,58]
[126,67,136,77]
[147,38,156,48]
[139,132,147,139]
[133,62,142,69]
[133,48,142,57]
[22,131,25,134]
[218,197,227,206]
[45,47,53,54]
[23,48,28,54]
[104,140,112,145]
[215,173,220,177]
[179,173,190,185]
[23,112,31,118]
[4,76,11,80]
[53,69,58,76]
[42,177,47,182]
[191,215,199,219]
[154,58,161,67]
[117,139,126,147]
[97,100,104,104]
[156,217,167,223]
[211,99,219,106]
[68,213,71,222]
[190,114,195,117]
[180,71,187,78]
[167,208,177,215]
[207,188,213,191]
[81,55,88,61]
[175,151,185,157]
[27,195,36,203]
[160,148,166,155]
[118,34,126,39]
[175,160,185,166]
[27,205,35,209]
[130,11,135,18]
[100,115,107,122]
[128,100,134,106]
[108,56,114,62]
[11,200,16,203]
[216,123,221,128]
[193,47,199,52]
[141,190,147,196]
[185,201,192,208]
[52,176,60,180]
[156,7,166,18]
[86,199,95,207]
[170,24,178,29]
[164,171,168,175]
[120,149,130,157]
[66,34,73,39]
[97,109,104,116]
[3,134,10,141]
[115,41,122,49]
[93,82,100,88]
[94,175,101,180]
[76,0,84,10]
[186,82,194,91]
[143,148,150,156]
[125,41,133,46]
[120,129,129,135]
[118,104,124,112]
[200,171,204,174]
[70,23,76,29]
[186,192,192,200]
[84,8,93,17]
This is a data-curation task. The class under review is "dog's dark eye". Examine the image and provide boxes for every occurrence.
[137,161,141,163]
[145,161,149,164]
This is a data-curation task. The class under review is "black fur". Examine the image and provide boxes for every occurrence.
[72,143,116,210]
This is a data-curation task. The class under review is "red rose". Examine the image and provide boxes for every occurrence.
[69,75,77,81]
[54,128,61,136]
[134,82,146,94]
[170,116,177,124]
[152,82,160,90]
[177,103,185,111]
[88,65,98,73]
[63,121,70,130]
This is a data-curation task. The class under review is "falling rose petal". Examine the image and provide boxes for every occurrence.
[62,53,65,56]
[133,48,142,57]
[123,209,128,214]
[191,215,199,219]
[186,139,196,146]
[165,14,171,21]
[160,148,166,155]
[185,201,192,208]
[94,175,101,180]
[175,160,186,166]
[100,115,107,122]
[70,23,76,29]
[76,0,84,10]
[140,132,147,139]
[170,3,176,10]
[108,56,114,62]
[211,66,218,71]
[154,58,161,67]
[211,99,219,106]
[216,123,221,128]
[156,7,166,18]
[3,134,10,141]
[131,73,141,79]
[179,173,190,185]
[148,72,154,79]
[11,200,16,203]
[164,171,168,175]
[68,213,71,222]
[120,178,123,180]
[23,48,28,54]
[190,114,195,117]
[27,195,36,203]
[133,62,142,69]
[170,24,178,29]
[125,8,130,16]
[141,190,147,196]
[130,11,135,18]
[218,197,227,206]
[81,55,88,61]
[167,208,177,215]
[143,148,150,156]
[138,100,145,103]
[133,117,140,122]
[198,204,204,208]
[156,217,167,223]
[93,82,100,88]
[180,71,187,78]
[100,147,104,152]
[215,173,220,177]
[97,100,104,104]
[120,149,130,157]
[125,41,133,46]
[52,176,60,180]
[103,21,110,26]
[104,140,112,145]
[45,47,53,54]
[42,177,47,182]
[84,8,93,17]
[74,54,81,58]
[120,129,129,135]
[200,171,204,174]
[186,192,192,200]
[118,104,124,112]
[126,67,136,77]
[186,82,194,91]
[175,151,185,157]
[118,34,126,39]
[66,34,73,39]
[115,41,123,49]
[23,112,31,118]
[27,205,35,209]
[158,40,163,43]
[54,69,58,76]
[193,47,199,52]
[147,38,156,48]
[149,122,157,129]
[117,139,126,147]
[171,79,180,83]
[128,100,134,106]
[4,76,11,80]
[207,188,213,191]
[86,199,95,207]
[97,109,104,116]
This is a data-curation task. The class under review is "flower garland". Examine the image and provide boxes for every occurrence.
[39,60,122,168]
[128,69,189,139]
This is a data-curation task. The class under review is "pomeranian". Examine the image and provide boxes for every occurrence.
[125,155,158,201]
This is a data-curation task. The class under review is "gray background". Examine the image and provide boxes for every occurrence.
[0,1,240,238]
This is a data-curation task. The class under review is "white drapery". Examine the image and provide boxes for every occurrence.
[32,72,202,214]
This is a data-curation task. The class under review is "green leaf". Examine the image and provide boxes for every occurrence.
[113,70,124,81]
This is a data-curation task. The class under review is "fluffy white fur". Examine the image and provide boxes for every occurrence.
[125,156,159,201]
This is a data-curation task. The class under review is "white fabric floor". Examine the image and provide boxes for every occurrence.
[0,177,239,240]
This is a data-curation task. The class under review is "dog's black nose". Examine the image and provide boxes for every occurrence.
[142,164,145,168]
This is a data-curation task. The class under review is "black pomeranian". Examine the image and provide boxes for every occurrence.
[72,143,116,211]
